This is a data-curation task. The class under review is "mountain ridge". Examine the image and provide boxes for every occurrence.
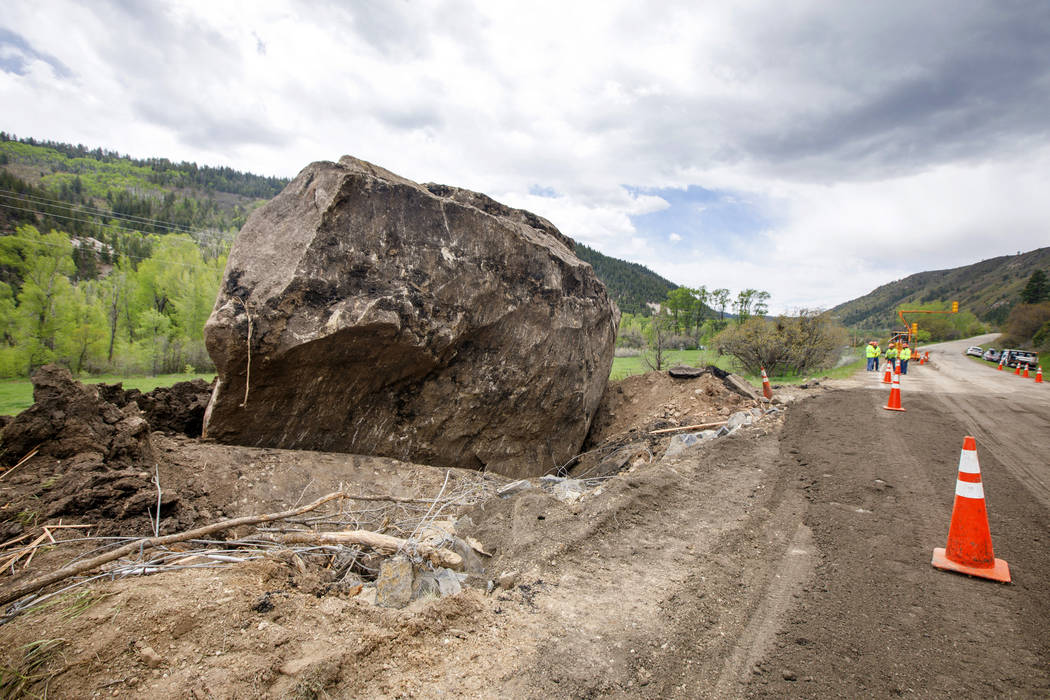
[830,247,1050,329]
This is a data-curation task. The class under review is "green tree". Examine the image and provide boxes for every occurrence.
[1020,270,1049,304]
[58,284,107,374]
[642,311,674,371]
[712,288,731,321]
[8,227,77,371]
[664,287,697,333]
[136,308,172,376]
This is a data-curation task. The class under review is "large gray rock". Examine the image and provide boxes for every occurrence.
[203,156,618,478]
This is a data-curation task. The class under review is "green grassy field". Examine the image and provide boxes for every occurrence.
[0,349,868,417]
[0,373,216,417]
[610,349,731,380]
[611,348,866,386]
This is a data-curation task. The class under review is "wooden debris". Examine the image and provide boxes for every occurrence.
[0,489,401,608]
[648,421,728,436]
[270,530,463,569]
[0,445,41,481]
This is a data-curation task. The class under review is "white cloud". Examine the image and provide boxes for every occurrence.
[2,0,1049,310]
[669,233,682,243]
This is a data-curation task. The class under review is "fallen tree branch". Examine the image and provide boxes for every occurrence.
[648,421,728,436]
[0,489,372,608]
[268,530,462,569]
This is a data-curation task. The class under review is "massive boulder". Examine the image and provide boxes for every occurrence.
[203,156,618,478]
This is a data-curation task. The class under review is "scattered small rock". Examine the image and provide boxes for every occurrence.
[665,432,700,458]
[726,411,753,431]
[552,479,586,503]
[376,555,414,608]
[783,669,798,681]
[498,571,520,590]
[138,645,164,668]
[497,480,533,498]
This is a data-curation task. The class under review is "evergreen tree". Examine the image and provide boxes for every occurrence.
[1020,270,1049,304]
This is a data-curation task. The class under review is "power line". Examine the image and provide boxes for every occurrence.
[0,188,238,243]
[0,188,201,234]
[0,201,235,246]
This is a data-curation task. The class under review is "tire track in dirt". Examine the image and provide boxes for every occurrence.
[490,423,794,698]
[746,388,1050,698]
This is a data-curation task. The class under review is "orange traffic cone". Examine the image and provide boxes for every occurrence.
[1014,363,1021,375]
[1036,366,1043,383]
[1023,365,1030,378]
[997,356,1004,371]
[883,363,905,412]
[919,354,926,366]
[932,436,1010,583]
[924,351,930,362]
[760,367,773,400]
[882,359,893,384]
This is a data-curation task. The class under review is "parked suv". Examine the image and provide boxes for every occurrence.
[1000,349,1039,369]
[982,348,1001,363]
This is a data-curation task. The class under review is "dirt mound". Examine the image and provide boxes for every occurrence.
[567,368,755,478]
[105,378,214,437]
[0,366,177,538]
[1,365,155,467]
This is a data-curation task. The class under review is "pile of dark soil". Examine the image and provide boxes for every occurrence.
[0,366,211,538]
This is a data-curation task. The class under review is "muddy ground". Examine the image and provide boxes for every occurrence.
[1,340,1048,698]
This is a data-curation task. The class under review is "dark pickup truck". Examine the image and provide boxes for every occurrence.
[1000,349,1039,369]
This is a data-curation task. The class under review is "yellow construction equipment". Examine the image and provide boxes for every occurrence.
[890,302,960,348]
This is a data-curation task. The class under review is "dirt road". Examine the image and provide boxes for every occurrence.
[483,335,1050,698]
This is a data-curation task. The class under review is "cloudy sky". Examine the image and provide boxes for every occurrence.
[3,1,1049,312]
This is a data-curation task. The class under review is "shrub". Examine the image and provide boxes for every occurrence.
[715,310,847,376]
[1000,302,1050,348]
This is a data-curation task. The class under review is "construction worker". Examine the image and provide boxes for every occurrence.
[885,342,898,371]
[865,341,878,371]
[900,342,912,374]
[873,340,881,372]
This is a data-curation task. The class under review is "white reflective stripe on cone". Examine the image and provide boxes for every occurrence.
[957,450,981,474]
[955,479,985,499]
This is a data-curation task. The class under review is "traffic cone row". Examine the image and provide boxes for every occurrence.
[760,367,773,400]
[883,362,905,412]
[932,436,1010,583]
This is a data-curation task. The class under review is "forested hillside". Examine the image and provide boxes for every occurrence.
[575,243,678,315]
[0,135,680,378]
[0,135,289,378]
[830,247,1050,331]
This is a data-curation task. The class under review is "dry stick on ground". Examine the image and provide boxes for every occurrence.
[648,421,728,435]
[0,445,41,481]
[0,489,446,608]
